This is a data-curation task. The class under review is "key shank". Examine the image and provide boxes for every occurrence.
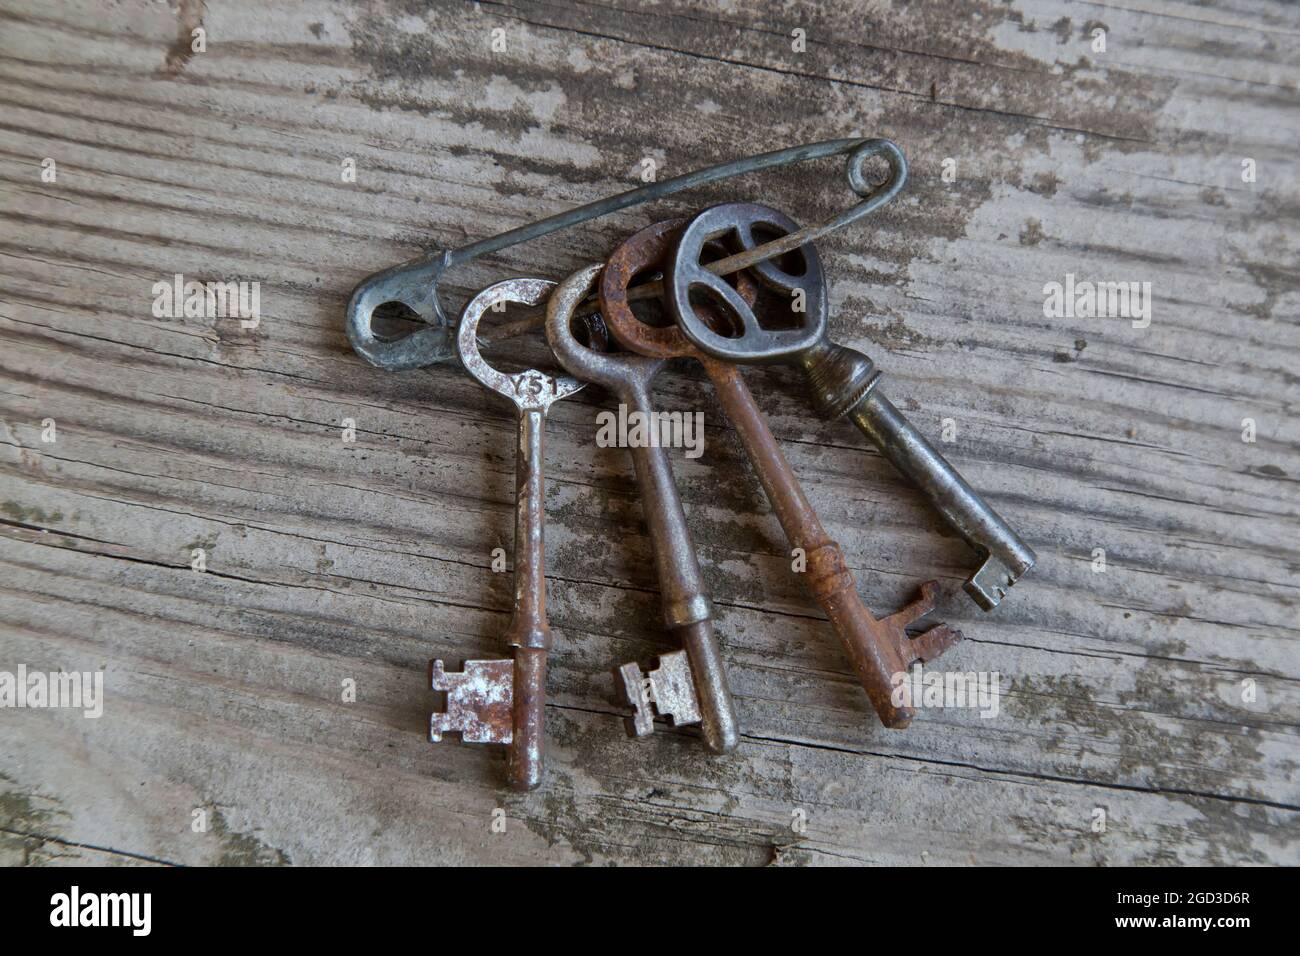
[850,391,1035,611]
[618,379,739,754]
[504,406,551,790]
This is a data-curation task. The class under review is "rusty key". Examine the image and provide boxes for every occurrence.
[668,203,1035,611]
[545,262,741,753]
[601,220,962,728]
[432,277,585,790]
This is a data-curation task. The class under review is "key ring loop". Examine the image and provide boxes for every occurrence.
[456,277,585,412]
[346,137,907,371]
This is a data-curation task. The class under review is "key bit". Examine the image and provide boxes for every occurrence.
[429,659,513,744]
[966,552,1021,610]
[617,651,703,738]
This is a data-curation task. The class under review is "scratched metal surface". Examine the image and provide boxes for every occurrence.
[0,0,1296,865]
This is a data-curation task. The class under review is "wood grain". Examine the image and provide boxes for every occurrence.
[0,0,1296,865]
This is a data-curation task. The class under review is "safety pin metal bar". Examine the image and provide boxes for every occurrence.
[346,138,908,371]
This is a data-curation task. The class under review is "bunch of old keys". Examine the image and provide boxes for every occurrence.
[346,139,1036,789]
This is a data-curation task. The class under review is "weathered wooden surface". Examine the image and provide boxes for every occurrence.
[0,0,1297,866]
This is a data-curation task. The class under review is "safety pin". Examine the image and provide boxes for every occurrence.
[345,137,908,371]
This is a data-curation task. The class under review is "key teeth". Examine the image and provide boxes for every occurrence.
[616,662,655,738]
[906,623,963,666]
[885,580,939,629]
[429,659,448,742]
[882,582,963,668]
[429,658,448,690]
